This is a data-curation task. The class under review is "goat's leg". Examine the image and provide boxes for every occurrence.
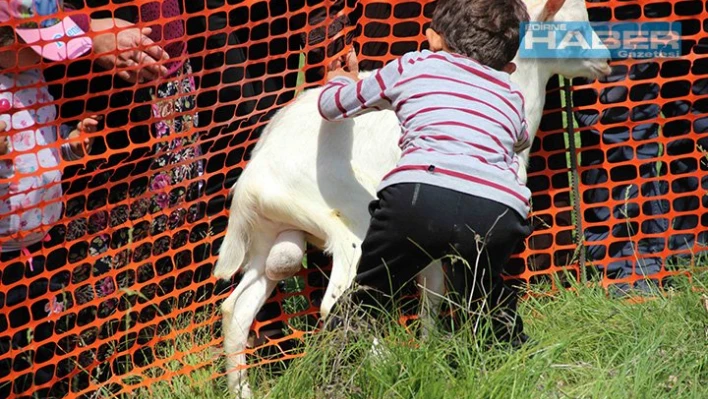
[222,266,279,398]
[319,231,363,320]
[417,260,446,339]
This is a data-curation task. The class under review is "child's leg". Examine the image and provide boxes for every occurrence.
[451,256,525,342]
[338,183,460,321]
[447,197,532,343]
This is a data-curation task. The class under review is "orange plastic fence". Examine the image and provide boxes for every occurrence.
[0,0,706,398]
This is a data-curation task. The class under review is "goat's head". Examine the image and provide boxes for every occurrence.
[525,0,612,80]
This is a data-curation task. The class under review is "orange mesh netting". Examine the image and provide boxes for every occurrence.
[0,0,706,398]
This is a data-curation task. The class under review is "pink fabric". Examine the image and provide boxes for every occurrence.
[14,16,92,61]
[140,0,186,76]
[69,13,90,33]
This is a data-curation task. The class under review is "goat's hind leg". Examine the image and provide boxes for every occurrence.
[222,264,279,398]
[417,260,446,339]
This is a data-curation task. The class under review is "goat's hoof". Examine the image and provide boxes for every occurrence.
[230,384,253,399]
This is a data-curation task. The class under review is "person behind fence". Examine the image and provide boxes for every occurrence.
[49,0,205,394]
[576,0,708,297]
[63,0,204,277]
[0,0,103,395]
[0,0,202,396]
[319,0,534,347]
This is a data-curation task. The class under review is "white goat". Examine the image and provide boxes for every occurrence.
[215,0,611,396]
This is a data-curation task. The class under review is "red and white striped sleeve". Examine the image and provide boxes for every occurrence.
[317,56,408,122]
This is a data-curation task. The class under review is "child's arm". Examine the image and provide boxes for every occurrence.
[0,120,7,155]
[318,49,406,122]
[61,116,100,161]
[0,98,10,155]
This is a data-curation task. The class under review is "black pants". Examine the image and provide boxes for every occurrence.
[344,183,532,341]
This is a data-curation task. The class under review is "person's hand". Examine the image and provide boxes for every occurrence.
[0,120,8,156]
[326,47,359,82]
[68,116,100,157]
[90,18,169,83]
[0,98,10,155]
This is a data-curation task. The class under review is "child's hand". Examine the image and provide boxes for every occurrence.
[0,121,8,156]
[326,48,359,83]
[69,116,100,157]
[0,98,10,155]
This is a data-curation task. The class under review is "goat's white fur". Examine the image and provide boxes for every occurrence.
[215,0,611,396]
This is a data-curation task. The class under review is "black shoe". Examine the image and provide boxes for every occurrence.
[509,332,532,350]
[481,330,533,352]
[322,314,344,332]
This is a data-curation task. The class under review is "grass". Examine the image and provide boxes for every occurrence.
[133,271,708,399]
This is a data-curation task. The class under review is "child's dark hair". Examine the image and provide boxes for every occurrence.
[430,0,530,70]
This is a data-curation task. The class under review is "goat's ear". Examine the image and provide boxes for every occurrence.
[538,0,566,21]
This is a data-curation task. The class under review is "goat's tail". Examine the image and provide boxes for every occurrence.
[214,176,259,280]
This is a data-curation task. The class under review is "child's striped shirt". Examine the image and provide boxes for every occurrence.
[318,49,531,218]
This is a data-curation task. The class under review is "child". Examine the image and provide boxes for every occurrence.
[59,3,205,391]
[0,1,95,253]
[319,0,533,346]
